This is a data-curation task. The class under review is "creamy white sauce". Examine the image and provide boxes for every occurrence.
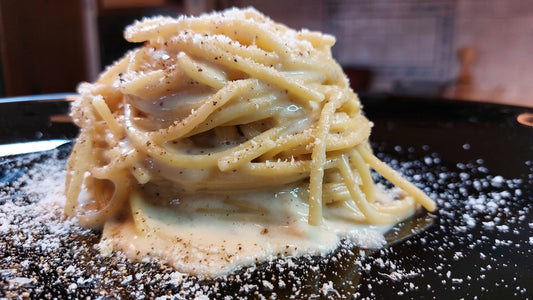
[100,187,399,276]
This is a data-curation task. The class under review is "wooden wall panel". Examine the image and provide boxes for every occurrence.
[0,0,96,96]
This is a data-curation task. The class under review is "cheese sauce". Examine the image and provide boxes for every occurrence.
[99,186,401,276]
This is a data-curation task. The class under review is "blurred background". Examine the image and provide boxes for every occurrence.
[0,0,531,107]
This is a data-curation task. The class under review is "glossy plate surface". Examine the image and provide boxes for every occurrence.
[0,95,532,298]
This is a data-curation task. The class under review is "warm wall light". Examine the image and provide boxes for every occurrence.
[517,113,533,127]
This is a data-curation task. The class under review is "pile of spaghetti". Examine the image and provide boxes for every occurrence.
[65,8,435,236]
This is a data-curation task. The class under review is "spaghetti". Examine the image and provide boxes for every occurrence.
[65,7,436,275]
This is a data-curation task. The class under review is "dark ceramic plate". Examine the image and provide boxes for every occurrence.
[0,94,532,298]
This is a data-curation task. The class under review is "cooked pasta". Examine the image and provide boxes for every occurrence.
[65,7,436,275]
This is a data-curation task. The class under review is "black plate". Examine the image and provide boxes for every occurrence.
[1,94,532,298]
